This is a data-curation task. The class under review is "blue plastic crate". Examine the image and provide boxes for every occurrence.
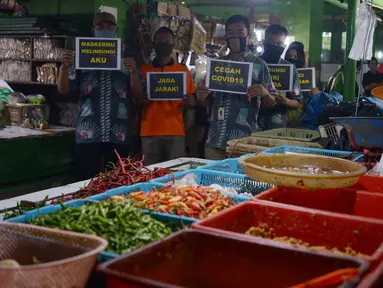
[261,146,363,162]
[92,182,248,221]
[151,169,272,198]
[88,183,164,202]
[5,197,194,262]
[199,158,245,174]
[4,199,96,223]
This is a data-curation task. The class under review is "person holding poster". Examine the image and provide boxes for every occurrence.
[139,27,196,165]
[196,15,278,160]
[259,24,302,130]
[57,12,144,180]
[285,41,307,69]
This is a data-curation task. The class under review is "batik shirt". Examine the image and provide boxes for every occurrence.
[69,64,144,145]
[206,53,279,150]
[259,58,302,130]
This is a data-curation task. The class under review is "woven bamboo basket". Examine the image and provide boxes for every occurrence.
[226,136,323,158]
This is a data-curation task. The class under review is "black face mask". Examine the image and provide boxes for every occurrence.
[286,58,302,68]
[262,43,285,64]
[227,37,247,53]
[154,43,173,58]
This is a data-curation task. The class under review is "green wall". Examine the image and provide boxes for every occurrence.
[281,0,311,50]
[24,0,147,41]
[27,0,95,15]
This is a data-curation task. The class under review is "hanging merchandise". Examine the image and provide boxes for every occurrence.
[191,19,207,56]
[214,23,226,45]
[150,17,205,57]
[349,1,377,61]
[201,21,214,44]
[195,56,207,87]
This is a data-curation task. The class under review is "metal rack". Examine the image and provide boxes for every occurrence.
[0,35,67,85]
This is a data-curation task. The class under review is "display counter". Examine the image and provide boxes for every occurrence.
[0,157,212,216]
[0,125,75,199]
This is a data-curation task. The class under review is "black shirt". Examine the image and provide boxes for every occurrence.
[362,71,382,96]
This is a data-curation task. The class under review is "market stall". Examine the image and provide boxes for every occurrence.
[2,0,383,287]
[0,144,383,287]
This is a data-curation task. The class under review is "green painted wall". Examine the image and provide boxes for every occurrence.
[24,0,147,41]
[27,0,95,15]
[281,0,312,50]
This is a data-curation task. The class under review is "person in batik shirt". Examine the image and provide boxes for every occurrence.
[196,15,278,160]
[57,12,144,180]
[259,24,302,130]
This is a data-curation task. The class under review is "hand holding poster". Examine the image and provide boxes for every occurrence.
[297,68,316,91]
[76,37,121,70]
[147,72,186,100]
[267,64,293,92]
[206,59,253,94]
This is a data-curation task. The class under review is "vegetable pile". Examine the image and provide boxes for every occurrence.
[128,185,236,219]
[52,150,171,203]
[30,201,172,255]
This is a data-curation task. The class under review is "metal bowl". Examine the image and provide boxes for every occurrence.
[239,154,367,189]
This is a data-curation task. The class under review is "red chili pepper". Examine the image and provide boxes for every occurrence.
[60,150,171,203]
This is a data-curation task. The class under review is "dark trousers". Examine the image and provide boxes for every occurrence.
[141,136,185,166]
[74,142,130,181]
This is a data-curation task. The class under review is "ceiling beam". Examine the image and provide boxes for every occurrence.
[188,1,270,7]
[325,0,383,10]
[325,0,347,9]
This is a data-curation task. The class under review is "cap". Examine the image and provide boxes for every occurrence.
[93,12,116,27]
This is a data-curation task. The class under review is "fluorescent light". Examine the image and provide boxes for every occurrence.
[256,46,263,53]
[255,29,262,42]
[378,51,383,59]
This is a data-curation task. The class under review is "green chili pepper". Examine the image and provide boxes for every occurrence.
[29,201,173,254]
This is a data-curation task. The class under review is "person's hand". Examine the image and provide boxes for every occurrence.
[139,92,149,105]
[309,87,320,96]
[123,57,137,74]
[61,50,75,68]
[278,91,288,105]
[182,94,196,107]
[247,84,268,100]
[196,86,210,102]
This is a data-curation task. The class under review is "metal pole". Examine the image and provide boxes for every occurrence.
[343,0,358,102]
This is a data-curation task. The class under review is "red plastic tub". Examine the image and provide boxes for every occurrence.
[254,186,383,220]
[193,201,383,262]
[357,175,383,193]
[358,260,383,287]
[98,229,368,288]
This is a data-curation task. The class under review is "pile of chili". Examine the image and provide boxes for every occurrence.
[128,185,236,219]
[52,150,171,203]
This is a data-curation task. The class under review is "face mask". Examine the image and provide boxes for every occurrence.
[262,43,285,64]
[369,64,378,72]
[94,29,117,38]
[154,43,173,58]
[286,58,302,68]
[227,37,247,53]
